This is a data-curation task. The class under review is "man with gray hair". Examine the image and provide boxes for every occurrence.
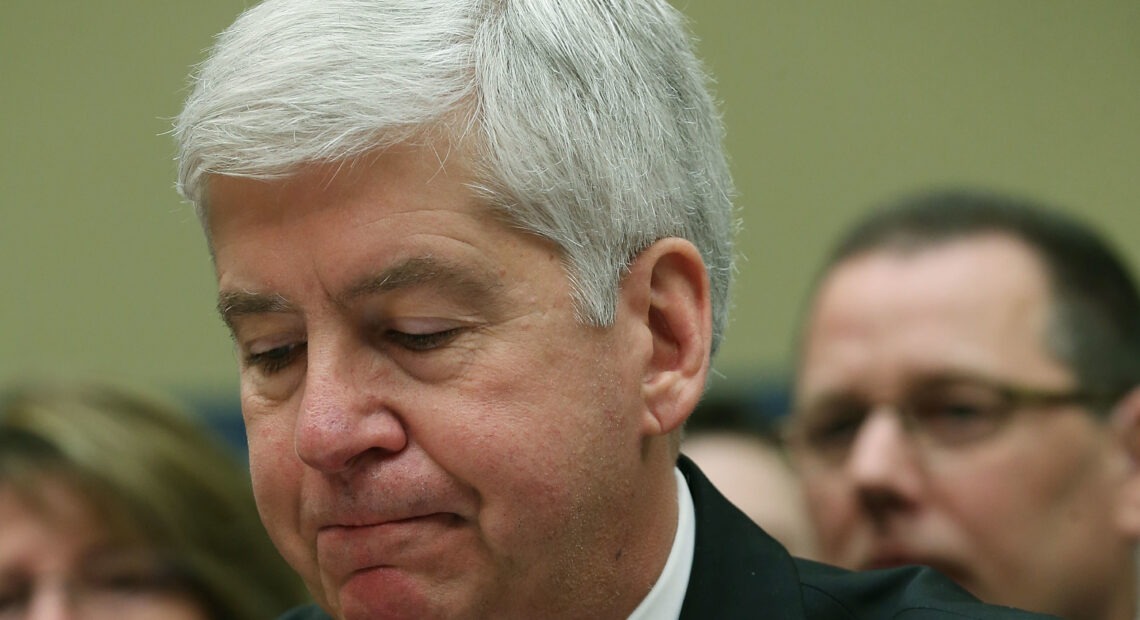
[175,1,1052,618]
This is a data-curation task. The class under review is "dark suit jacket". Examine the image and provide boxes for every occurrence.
[674,455,1053,619]
[279,457,1054,619]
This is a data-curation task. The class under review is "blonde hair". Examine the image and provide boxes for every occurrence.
[0,381,308,620]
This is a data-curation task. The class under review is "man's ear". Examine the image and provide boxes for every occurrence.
[1111,386,1140,537]
[620,238,712,438]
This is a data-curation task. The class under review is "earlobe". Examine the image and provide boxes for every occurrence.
[1111,387,1140,536]
[621,238,713,438]
[1116,486,1140,536]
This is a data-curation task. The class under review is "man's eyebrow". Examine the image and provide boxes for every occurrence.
[907,369,1011,390]
[217,291,295,329]
[339,256,501,306]
[798,390,852,411]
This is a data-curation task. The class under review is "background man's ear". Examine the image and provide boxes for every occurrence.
[1112,387,1140,537]
[621,238,713,438]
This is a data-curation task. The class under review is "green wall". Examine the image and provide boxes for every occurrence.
[3,1,1137,398]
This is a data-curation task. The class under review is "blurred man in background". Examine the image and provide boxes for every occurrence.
[786,189,1140,620]
[683,392,818,558]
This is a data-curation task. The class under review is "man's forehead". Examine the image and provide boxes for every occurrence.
[799,282,1073,406]
[203,145,509,266]
[834,234,1042,290]
[810,236,1053,343]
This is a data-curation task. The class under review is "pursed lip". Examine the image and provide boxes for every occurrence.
[315,513,464,576]
[319,512,454,531]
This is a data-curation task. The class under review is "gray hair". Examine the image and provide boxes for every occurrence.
[175,0,736,354]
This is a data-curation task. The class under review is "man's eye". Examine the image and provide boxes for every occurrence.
[927,401,989,420]
[386,328,463,352]
[912,395,1004,443]
[913,388,1003,424]
[246,342,306,374]
[0,581,29,612]
[803,408,867,448]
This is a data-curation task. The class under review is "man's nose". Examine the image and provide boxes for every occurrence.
[294,341,409,473]
[25,581,73,620]
[846,408,924,514]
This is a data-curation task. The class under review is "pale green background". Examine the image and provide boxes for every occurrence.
[3,2,1137,401]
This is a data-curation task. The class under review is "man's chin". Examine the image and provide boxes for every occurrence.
[336,566,435,620]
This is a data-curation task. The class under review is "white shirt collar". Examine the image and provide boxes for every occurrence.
[627,467,696,620]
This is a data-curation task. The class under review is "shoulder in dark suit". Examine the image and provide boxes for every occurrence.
[677,455,1055,619]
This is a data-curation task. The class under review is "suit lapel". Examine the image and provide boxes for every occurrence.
[677,455,808,619]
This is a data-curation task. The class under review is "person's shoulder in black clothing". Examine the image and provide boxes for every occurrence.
[677,454,1057,619]
[795,558,1057,619]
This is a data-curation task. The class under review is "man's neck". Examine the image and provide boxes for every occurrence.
[627,466,696,620]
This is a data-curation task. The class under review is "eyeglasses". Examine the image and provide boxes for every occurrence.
[783,375,1114,469]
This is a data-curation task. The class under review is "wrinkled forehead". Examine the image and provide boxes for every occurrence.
[812,235,1052,334]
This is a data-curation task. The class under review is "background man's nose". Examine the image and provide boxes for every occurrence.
[847,408,925,517]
